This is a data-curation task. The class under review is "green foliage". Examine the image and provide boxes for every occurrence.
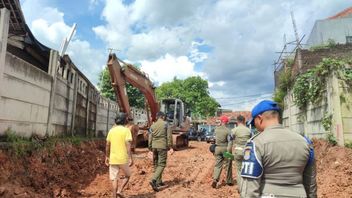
[345,141,352,149]
[273,89,286,109]
[309,39,337,51]
[273,67,293,108]
[98,67,115,101]
[5,130,34,156]
[4,130,93,156]
[292,58,347,109]
[321,114,332,131]
[343,68,352,88]
[286,58,294,67]
[98,67,145,108]
[156,76,219,117]
[326,132,337,146]
[292,71,312,108]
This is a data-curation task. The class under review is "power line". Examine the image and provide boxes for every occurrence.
[214,92,272,100]
[220,94,273,106]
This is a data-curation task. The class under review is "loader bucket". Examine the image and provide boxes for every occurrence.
[172,133,189,150]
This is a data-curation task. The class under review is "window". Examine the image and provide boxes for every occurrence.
[346,36,352,44]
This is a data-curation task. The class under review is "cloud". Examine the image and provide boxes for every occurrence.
[23,0,352,111]
[66,40,106,84]
[21,0,105,85]
[21,0,72,50]
[139,54,203,85]
[93,0,352,110]
[89,0,103,10]
[30,19,71,49]
[92,0,132,50]
[189,41,209,63]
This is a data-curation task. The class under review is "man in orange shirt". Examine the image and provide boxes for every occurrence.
[105,113,133,198]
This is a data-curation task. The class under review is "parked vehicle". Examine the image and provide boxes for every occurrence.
[205,129,215,143]
[188,127,206,141]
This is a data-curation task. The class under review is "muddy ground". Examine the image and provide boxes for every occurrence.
[0,139,351,198]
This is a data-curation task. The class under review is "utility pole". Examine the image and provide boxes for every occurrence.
[291,11,302,73]
[108,48,120,55]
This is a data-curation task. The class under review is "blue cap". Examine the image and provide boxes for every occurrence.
[250,100,280,125]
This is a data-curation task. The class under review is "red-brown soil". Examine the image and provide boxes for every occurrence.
[0,139,351,198]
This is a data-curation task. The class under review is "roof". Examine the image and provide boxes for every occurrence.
[1,0,51,72]
[0,0,26,35]
[206,111,251,125]
[327,7,352,20]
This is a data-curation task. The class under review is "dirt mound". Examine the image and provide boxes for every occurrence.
[313,139,352,198]
[0,140,107,197]
[1,139,351,197]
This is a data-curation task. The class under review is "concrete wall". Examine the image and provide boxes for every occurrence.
[283,73,352,146]
[0,8,149,138]
[283,92,328,139]
[340,81,352,143]
[0,51,122,138]
[307,18,352,47]
[0,53,51,137]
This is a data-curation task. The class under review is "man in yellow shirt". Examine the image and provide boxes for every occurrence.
[105,113,133,198]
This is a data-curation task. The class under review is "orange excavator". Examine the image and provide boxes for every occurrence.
[106,53,190,150]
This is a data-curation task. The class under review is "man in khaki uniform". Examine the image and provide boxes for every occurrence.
[240,100,317,198]
[149,112,173,192]
[232,115,251,189]
[212,115,233,188]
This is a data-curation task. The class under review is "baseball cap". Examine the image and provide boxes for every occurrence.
[249,100,280,125]
[219,115,229,123]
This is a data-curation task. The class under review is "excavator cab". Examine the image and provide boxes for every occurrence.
[160,99,189,150]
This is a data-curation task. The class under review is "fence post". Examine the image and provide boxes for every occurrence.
[70,72,78,136]
[330,72,344,146]
[0,8,10,98]
[47,50,59,136]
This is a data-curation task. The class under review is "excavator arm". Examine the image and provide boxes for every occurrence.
[107,53,189,150]
[107,53,159,124]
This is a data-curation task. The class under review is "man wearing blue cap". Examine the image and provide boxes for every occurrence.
[240,100,317,198]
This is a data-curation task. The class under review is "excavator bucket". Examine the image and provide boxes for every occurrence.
[136,130,148,147]
[172,132,189,150]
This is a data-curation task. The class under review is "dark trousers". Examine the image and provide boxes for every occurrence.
[152,148,167,184]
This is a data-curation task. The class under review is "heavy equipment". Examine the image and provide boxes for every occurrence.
[106,53,190,150]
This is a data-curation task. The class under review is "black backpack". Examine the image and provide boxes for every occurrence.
[209,144,216,153]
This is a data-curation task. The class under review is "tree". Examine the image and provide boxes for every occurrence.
[98,67,145,109]
[156,76,219,117]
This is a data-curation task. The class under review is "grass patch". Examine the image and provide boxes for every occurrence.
[326,132,337,146]
[2,129,100,156]
[345,141,352,149]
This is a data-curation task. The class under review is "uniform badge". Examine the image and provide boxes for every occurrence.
[241,141,263,179]
[244,148,251,160]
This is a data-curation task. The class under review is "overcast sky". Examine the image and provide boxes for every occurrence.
[20,0,351,111]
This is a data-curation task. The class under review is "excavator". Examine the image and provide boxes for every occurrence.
[106,53,190,150]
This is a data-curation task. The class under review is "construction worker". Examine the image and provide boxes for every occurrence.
[231,115,251,190]
[149,112,173,192]
[212,115,233,188]
[240,100,317,198]
[105,112,133,198]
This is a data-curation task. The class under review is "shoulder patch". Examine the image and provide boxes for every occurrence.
[303,136,315,166]
[241,141,263,179]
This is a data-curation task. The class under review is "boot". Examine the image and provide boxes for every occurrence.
[150,180,159,192]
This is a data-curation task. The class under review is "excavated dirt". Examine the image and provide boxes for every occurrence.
[0,139,351,197]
